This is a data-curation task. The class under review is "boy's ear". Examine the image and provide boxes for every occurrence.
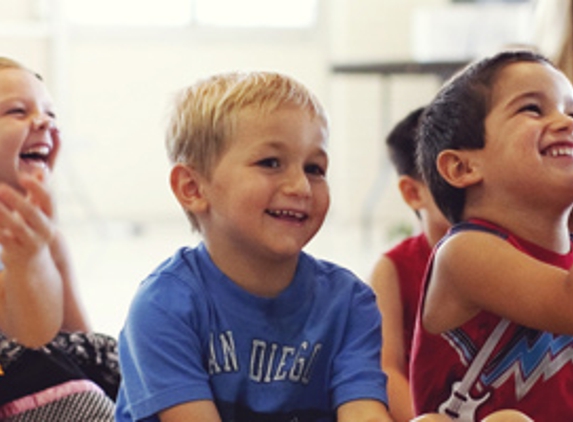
[397,175,425,210]
[169,163,209,214]
[436,149,482,188]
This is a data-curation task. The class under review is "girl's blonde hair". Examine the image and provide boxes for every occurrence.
[0,57,42,80]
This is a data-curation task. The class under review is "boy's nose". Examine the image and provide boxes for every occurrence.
[552,112,573,134]
[283,169,311,197]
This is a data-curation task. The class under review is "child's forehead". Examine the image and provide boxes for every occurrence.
[0,66,36,82]
[0,68,53,105]
[489,61,573,105]
[226,105,328,149]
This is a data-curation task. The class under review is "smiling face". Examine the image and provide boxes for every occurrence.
[0,67,59,190]
[479,61,573,208]
[199,105,329,265]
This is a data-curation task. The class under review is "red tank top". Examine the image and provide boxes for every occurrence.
[384,232,432,373]
[410,219,573,421]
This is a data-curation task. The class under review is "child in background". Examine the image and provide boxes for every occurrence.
[0,57,118,421]
[411,50,573,421]
[115,71,392,422]
[369,107,449,422]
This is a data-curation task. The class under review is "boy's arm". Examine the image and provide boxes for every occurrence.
[159,400,222,422]
[369,256,415,422]
[0,180,63,347]
[424,231,573,335]
[337,399,394,422]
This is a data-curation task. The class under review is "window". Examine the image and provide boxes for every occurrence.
[196,0,317,28]
[62,0,318,28]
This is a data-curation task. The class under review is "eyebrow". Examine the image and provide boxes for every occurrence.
[506,90,573,111]
[505,91,544,107]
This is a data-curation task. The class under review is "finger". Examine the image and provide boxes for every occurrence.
[0,200,29,248]
[18,174,55,218]
[0,185,54,242]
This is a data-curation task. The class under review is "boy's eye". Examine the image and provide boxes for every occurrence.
[257,158,280,168]
[305,163,326,177]
[518,104,542,115]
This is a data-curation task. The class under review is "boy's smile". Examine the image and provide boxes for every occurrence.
[199,105,329,278]
[481,61,573,207]
[265,208,308,222]
[0,68,59,190]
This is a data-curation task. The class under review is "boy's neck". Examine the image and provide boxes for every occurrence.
[465,207,571,254]
[205,241,300,298]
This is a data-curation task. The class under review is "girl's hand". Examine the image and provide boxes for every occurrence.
[0,171,56,268]
[0,170,64,347]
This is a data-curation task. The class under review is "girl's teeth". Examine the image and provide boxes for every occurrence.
[20,146,51,162]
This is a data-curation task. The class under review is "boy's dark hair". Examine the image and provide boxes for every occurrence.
[416,50,553,224]
[386,106,425,179]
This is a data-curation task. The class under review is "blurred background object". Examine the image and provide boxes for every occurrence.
[0,0,539,335]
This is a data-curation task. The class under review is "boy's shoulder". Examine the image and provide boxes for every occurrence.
[301,252,373,296]
[136,244,210,296]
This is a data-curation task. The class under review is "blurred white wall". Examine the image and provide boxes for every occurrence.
[0,0,455,230]
[0,0,535,233]
[0,0,536,332]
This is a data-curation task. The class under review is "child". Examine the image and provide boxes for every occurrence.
[0,57,118,420]
[115,71,392,422]
[410,49,573,421]
[369,107,449,422]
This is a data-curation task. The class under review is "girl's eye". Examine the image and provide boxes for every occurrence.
[305,163,326,177]
[6,107,26,116]
[257,158,280,168]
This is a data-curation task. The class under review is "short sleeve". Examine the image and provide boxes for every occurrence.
[329,283,388,408]
[118,274,212,420]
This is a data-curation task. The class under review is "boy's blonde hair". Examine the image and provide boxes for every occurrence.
[166,71,328,175]
[165,71,329,231]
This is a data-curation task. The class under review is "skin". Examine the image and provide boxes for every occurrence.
[167,105,393,422]
[411,410,533,422]
[172,105,330,298]
[370,176,449,422]
[423,61,573,337]
[0,67,89,347]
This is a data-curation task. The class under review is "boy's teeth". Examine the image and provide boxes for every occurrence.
[268,210,306,219]
[545,146,573,157]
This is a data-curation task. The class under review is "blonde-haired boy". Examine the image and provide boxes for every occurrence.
[116,71,392,422]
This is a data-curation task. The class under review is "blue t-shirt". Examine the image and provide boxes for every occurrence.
[115,243,387,421]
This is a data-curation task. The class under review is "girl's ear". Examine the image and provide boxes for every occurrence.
[436,149,482,188]
[169,163,209,214]
[398,175,425,210]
